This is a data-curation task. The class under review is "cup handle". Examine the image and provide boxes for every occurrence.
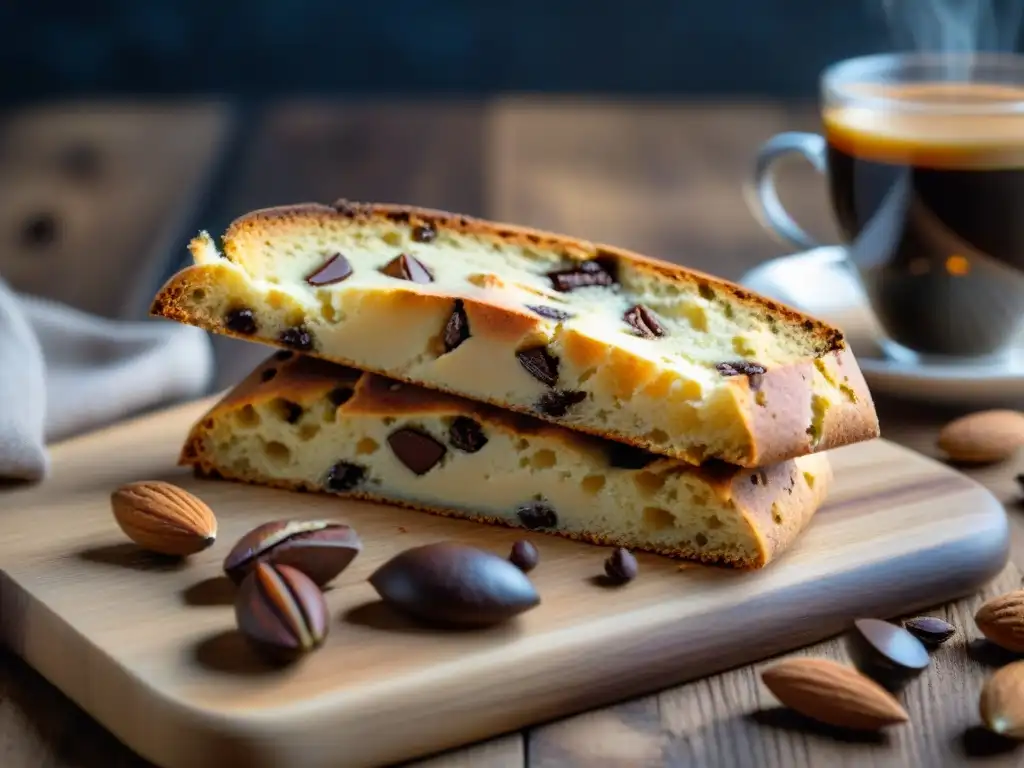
[747,132,828,251]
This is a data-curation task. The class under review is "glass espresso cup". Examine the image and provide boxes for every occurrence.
[749,52,1024,361]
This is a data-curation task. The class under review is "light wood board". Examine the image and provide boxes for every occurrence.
[0,397,1009,768]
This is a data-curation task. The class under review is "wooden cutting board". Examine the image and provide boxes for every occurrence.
[0,397,1009,768]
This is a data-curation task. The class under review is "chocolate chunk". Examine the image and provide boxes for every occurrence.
[325,462,366,491]
[327,386,354,407]
[548,260,615,292]
[527,305,574,321]
[606,443,659,470]
[903,616,956,647]
[509,540,539,572]
[603,548,638,585]
[516,346,559,387]
[274,350,294,362]
[716,360,767,377]
[306,253,353,286]
[387,428,447,475]
[281,400,303,424]
[411,224,437,243]
[225,308,257,335]
[536,389,586,417]
[846,618,930,691]
[280,327,313,351]
[449,417,488,453]
[623,305,665,338]
[260,368,277,383]
[516,501,558,529]
[443,300,470,352]
[380,253,433,284]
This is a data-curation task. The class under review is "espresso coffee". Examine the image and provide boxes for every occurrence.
[824,82,1024,356]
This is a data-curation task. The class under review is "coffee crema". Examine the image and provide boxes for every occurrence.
[823,81,1024,356]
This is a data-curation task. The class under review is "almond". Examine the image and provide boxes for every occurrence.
[937,409,1024,464]
[975,590,1024,652]
[980,661,1024,739]
[111,481,217,557]
[761,657,908,731]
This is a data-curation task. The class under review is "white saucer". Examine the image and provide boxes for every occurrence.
[739,246,1024,407]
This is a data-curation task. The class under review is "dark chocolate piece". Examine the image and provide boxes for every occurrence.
[260,368,277,383]
[280,327,313,351]
[509,540,539,572]
[516,501,558,530]
[516,347,559,387]
[536,389,586,417]
[623,305,665,338]
[327,386,354,407]
[606,443,659,470]
[846,618,930,691]
[387,428,447,475]
[448,417,488,453]
[715,360,767,377]
[274,350,294,362]
[603,548,638,584]
[225,308,258,335]
[411,224,437,243]
[443,300,471,353]
[281,400,303,424]
[903,616,956,647]
[527,305,574,321]
[306,253,354,286]
[380,253,433,284]
[368,542,540,628]
[325,462,366,491]
[547,260,616,292]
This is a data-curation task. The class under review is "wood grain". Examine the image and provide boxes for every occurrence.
[0,397,1008,768]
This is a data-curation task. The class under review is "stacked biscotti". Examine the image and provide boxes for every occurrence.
[151,200,880,568]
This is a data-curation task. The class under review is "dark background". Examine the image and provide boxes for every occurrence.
[2,1,906,105]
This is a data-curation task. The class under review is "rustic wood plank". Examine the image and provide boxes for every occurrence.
[487,99,1024,768]
[488,96,839,281]
[202,99,488,391]
[0,102,234,320]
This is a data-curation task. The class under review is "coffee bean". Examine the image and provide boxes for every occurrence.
[327,386,354,407]
[443,299,470,353]
[903,616,956,647]
[548,260,615,292]
[604,548,638,584]
[516,501,558,530]
[716,360,767,377]
[411,224,437,243]
[380,253,433,283]
[509,540,539,572]
[527,305,574,321]
[280,326,313,351]
[306,253,353,286]
[449,416,488,453]
[369,542,540,627]
[225,308,258,335]
[623,304,665,338]
[606,442,659,470]
[536,389,586,417]
[847,618,930,690]
[517,346,559,387]
[388,428,447,475]
[325,461,366,491]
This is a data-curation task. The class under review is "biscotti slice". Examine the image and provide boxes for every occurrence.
[153,200,879,467]
[181,353,832,569]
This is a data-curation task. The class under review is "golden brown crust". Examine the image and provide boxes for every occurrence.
[152,201,880,467]
[179,354,833,568]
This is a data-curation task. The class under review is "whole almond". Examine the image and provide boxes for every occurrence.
[937,410,1024,464]
[980,660,1024,739]
[761,657,908,731]
[975,590,1024,652]
[111,481,217,556]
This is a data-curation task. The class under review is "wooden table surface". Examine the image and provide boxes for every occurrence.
[1,97,1022,767]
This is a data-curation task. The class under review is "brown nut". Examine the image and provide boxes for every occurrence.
[235,562,329,662]
[223,519,361,586]
[111,480,217,557]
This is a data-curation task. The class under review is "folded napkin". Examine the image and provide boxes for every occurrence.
[0,276,214,483]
